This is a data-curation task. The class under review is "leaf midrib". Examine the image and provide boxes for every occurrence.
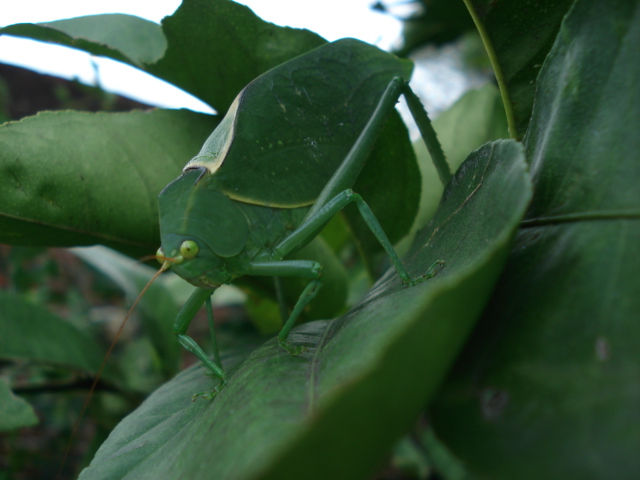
[521,210,640,227]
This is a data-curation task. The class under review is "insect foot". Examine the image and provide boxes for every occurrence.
[405,259,446,287]
[191,376,228,401]
[278,339,307,357]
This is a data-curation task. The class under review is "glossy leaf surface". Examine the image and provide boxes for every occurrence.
[431,1,640,478]
[0,110,217,258]
[1,14,167,67]
[0,289,114,380]
[0,379,38,431]
[79,139,531,480]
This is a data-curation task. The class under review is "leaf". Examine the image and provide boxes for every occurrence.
[0,378,38,431]
[0,14,167,67]
[0,0,326,113]
[431,1,640,478]
[147,0,326,112]
[78,139,531,480]
[0,109,217,258]
[0,290,115,380]
[465,0,574,138]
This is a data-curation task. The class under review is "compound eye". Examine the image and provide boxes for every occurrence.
[180,240,199,260]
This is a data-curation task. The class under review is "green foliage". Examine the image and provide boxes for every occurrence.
[78,140,530,480]
[0,110,217,257]
[0,0,636,479]
[463,0,575,139]
[0,379,37,431]
[431,1,640,479]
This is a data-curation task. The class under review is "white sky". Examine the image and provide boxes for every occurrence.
[0,0,406,113]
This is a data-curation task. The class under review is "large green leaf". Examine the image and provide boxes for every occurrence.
[0,0,325,113]
[147,0,325,113]
[0,14,167,68]
[464,0,574,138]
[431,1,640,478]
[78,139,531,480]
[0,289,115,380]
[0,109,217,258]
[0,378,38,431]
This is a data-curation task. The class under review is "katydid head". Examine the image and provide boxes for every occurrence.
[157,168,250,288]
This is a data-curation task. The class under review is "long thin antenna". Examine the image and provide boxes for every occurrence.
[57,262,169,479]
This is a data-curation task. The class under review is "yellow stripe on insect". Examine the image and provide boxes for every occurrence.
[184,92,241,174]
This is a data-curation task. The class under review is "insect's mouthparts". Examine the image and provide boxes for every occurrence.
[198,276,221,288]
[156,247,182,265]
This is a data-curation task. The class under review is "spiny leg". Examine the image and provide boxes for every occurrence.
[304,77,451,224]
[402,84,451,185]
[350,192,444,286]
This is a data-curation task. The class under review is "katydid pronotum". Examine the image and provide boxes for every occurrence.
[155,38,450,391]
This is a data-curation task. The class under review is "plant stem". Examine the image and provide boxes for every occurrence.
[462,0,518,139]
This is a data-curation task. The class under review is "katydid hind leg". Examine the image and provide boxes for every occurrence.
[304,77,451,223]
[402,83,451,185]
[304,77,405,221]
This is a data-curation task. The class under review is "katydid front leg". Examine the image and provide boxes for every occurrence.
[173,287,226,385]
[173,260,324,382]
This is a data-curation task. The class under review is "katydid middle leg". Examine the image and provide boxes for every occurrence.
[271,188,443,347]
[247,260,324,354]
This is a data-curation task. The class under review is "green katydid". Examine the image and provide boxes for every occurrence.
[155,38,450,389]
